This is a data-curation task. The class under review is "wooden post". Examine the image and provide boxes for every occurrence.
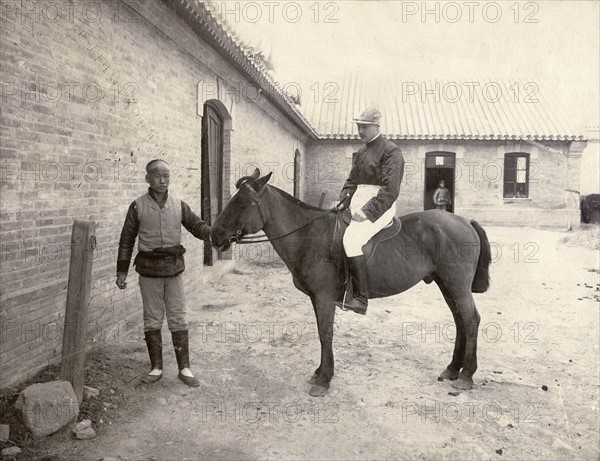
[61,220,96,403]
[318,192,327,209]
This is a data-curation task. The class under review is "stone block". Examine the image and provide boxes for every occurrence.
[14,381,79,438]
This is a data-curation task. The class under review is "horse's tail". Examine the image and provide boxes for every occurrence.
[470,220,491,293]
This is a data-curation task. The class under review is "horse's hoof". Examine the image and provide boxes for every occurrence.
[452,377,473,390]
[309,384,329,397]
[438,368,459,381]
[308,374,319,385]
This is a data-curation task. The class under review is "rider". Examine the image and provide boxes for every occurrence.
[334,107,405,315]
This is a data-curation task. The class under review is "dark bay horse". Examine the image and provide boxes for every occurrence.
[211,169,491,396]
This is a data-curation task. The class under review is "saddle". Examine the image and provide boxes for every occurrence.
[331,210,402,289]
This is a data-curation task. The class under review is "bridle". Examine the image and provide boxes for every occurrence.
[228,182,334,245]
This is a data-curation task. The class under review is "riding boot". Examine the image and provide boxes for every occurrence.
[335,255,369,315]
[172,330,200,387]
[141,329,163,384]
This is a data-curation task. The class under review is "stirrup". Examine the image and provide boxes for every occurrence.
[338,290,350,311]
[335,291,367,315]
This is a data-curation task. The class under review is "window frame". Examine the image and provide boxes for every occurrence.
[503,153,530,198]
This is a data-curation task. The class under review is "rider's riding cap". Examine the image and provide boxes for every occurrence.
[352,107,382,125]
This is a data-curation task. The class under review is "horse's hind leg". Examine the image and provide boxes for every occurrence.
[435,278,465,381]
[450,291,480,390]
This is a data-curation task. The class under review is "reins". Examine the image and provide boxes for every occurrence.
[230,182,335,244]
[234,209,334,244]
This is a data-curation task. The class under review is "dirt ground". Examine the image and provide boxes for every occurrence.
[2,225,599,461]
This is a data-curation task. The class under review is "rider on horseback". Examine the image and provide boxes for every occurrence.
[334,108,405,315]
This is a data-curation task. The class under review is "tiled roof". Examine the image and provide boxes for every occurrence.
[173,3,584,142]
[172,0,319,138]
[300,74,586,141]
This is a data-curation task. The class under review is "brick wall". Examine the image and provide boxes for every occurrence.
[0,0,309,388]
[304,138,582,228]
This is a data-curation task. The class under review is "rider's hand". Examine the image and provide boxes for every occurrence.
[116,273,128,289]
[335,192,350,211]
[352,210,368,222]
[331,201,346,211]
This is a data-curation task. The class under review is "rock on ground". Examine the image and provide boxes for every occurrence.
[72,419,92,433]
[83,386,100,400]
[14,381,79,438]
[75,427,96,440]
[1,446,22,458]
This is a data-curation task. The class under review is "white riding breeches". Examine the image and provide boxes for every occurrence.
[343,185,397,257]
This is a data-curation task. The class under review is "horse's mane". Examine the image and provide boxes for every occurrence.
[268,185,327,212]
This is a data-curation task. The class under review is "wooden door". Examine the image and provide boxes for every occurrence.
[201,104,223,265]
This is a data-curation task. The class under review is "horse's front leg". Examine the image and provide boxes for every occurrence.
[308,293,336,397]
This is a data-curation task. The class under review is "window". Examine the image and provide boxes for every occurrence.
[504,153,529,198]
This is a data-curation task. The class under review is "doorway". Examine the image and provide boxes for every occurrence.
[201,103,224,265]
[424,152,455,213]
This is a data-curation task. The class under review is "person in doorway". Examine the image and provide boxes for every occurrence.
[116,159,211,387]
[333,107,405,315]
[433,180,452,211]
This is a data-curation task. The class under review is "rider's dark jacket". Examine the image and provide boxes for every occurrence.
[339,135,405,222]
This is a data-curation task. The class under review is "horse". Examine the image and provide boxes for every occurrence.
[211,169,491,397]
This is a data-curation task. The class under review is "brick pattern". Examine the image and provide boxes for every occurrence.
[0,0,307,387]
[304,139,582,227]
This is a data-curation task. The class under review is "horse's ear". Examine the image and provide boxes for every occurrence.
[235,170,271,191]
[235,168,262,189]
[255,171,273,190]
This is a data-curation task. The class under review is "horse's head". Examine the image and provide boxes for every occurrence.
[211,168,272,251]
